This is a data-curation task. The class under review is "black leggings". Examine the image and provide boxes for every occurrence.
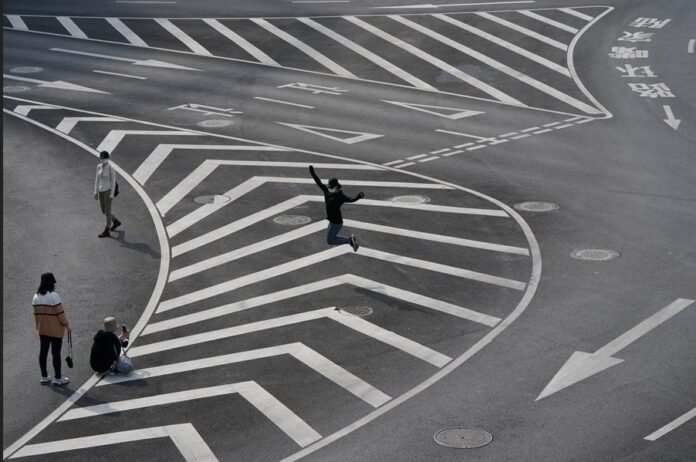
[39,335,62,378]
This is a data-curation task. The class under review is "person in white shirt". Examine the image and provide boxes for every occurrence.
[93,151,121,238]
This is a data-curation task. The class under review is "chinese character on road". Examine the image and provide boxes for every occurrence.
[608,47,649,59]
[616,64,657,78]
[629,17,671,29]
[628,83,675,98]
[278,82,348,95]
[618,31,654,42]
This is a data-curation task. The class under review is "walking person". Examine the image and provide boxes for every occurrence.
[94,150,121,238]
[32,273,71,386]
[309,165,364,252]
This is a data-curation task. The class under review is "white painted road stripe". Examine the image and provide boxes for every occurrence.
[553,123,574,129]
[392,15,599,115]
[105,17,148,46]
[533,128,552,134]
[254,96,314,108]
[441,149,464,156]
[345,16,523,106]
[644,407,696,441]
[13,105,59,116]
[298,17,435,90]
[466,144,486,151]
[7,15,28,31]
[382,159,404,166]
[559,8,594,21]
[477,12,568,50]
[395,162,415,168]
[96,129,199,155]
[131,307,452,367]
[430,148,450,154]
[407,154,427,160]
[436,129,494,141]
[203,18,279,66]
[688,39,695,54]
[10,424,216,460]
[511,133,531,139]
[154,18,212,55]
[98,342,391,407]
[57,17,87,38]
[434,14,571,76]
[519,10,578,33]
[251,18,356,78]
[55,116,124,134]
[93,69,147,79]
[419,156,439,162]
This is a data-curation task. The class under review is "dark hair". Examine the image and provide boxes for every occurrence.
[37,273,56,295]
[328,178,340,189]
[99,151,110,159]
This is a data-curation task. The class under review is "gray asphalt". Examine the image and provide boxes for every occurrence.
[3,0,695,461]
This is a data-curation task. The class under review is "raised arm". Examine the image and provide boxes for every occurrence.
[309,165,328,193]
[345,191,365,203]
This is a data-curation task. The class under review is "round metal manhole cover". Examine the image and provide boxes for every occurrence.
[434,428,493,449]
[390,195,431,204]
[10,66,43,74]
[514,201,559,212]
[197,119,233,128]
[193,194,231,205]
[338,306,373,317]
[570,248,620,261]
[273,215,312,226]
[4,85,31,93]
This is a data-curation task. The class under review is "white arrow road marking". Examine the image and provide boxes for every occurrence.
[13,105,59,116]
[536,298,694,401]
[154,18,212,55]
[166,176,451,236]
[9,424,216,461]
[95,129,200,154]
[56,16,88,38]
[645,407,696,441]
[150,274,501,333]
[3,74,109,94]
[105,17,148,46]
[203,18,279,66]
[58,382,322,446]
[477,12,568,51]
[50,47,200,70]
[277,122,383,144]
[130,307,452,367]
[6,15,28,30]
[382,100,485,119]
[55,116,125,134]
[372,1,534,8]
[662,105,681,130]
[98,342,391,407]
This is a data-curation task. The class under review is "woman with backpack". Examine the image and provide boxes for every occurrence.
[32,273,71,386]
[94,150,121,238]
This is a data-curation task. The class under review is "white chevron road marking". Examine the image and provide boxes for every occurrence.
[106,17,148,46]
[6,15,28,30]
[9,424,217,461]
[96,129,200,154]
[130,307,452,367]
[559,8,593,21]
[154,18,212,55]
[13,105,59,116]
[98,342,391,407]
[56,16,87,38]
[58,382,321,446]
[203,18,280,66]
[519,10,579,33]
[55,116,125,134]
[477,12,568,50]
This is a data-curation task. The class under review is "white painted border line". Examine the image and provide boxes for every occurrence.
[392,15,599,115]
[511,133,531,140]
[454,142,474,148]
[407,154,428,160]
[559,8,593,22]
[563,116,583,122]
[6,15,28,31]
[93,70,147,79]
[521,126,540,132]
[499,132,518,138]
[251,18,355,78]
[419,156,439,162]
[395,162,415,169]
[298,17,434,90]
[382,159,404,166]
[574,118,594,124]
[430,148,450,154]
[154,18,212,55]
[105,17,148,46]
[375,1,535,7]
[543,121,561,127]
[13,104,60,116]
[56,17,87,38]
[203,19,279,66]
[689,39,695,54]
[644,407,696,441]
[434,14,571,76]
[553,123,574,129]
[488,139,509,145]
[436,129,493,141]
[345,15,523,106]
[254,96,314,108]
[96,129,200,155]
[441,150,463,156]
[466,145,486,151]
[55,116,124,134]
[519,10,578,33]
[532,128,552,134]
[477,12,567,50]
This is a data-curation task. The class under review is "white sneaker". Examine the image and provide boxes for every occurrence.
[53,376,70,386]
[40,376,51,385]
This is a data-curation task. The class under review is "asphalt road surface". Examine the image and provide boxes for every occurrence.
[3,0,695,461]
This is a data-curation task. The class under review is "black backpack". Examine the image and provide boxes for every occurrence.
[90,330,118,373]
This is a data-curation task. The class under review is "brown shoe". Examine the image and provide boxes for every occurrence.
[98,227,110,238]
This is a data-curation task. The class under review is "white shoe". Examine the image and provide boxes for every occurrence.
[40,376,51,385]
[53,376,70,386]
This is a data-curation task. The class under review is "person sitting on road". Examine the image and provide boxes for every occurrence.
[89,317,132,375]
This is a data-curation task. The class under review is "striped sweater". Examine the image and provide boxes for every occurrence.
[32,292,69,338]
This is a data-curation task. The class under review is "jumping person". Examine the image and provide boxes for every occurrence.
[94,151,121,238]
[309,165,364,251]
[32,273,71,386]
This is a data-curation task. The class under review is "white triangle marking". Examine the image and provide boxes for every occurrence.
[277,122,383,144]
[382,100,484,119]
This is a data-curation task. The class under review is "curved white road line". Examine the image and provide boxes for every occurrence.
[2,96,540,461]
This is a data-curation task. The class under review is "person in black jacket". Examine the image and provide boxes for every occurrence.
[90,317,131,374]
[309,165,364,251]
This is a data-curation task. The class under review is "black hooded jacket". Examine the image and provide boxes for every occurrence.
[309,166,361,224]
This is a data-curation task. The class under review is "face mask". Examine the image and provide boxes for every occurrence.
[100,159,108,164]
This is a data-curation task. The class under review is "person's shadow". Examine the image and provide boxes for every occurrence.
[113,230,160,259]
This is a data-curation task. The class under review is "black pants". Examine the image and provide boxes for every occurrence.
[39,335,62,378]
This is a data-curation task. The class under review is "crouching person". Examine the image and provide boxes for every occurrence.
[90,317,132,375]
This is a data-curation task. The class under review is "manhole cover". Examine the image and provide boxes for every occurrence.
[193,194,231,205]
[570,249,620,261]
[434,428,493,449]
[390,195,431,204]
[10,66,43,74]
[197,119,233,128]
[338,306,373,317]
[4,85,31,93]
[514,201,559,212]
[273,215,311,225]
